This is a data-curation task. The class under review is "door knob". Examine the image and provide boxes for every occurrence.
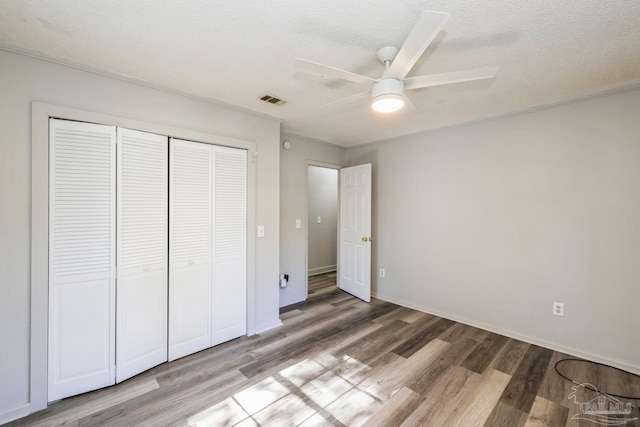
[362,236,373,242]
[361,236,368,242]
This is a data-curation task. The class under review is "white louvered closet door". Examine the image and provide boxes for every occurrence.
[169,139,213,361]
[49,119,116,401]
[116,128,168,382]
[213,146,247,345]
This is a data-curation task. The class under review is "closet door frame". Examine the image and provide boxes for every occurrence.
[30,102,258,413]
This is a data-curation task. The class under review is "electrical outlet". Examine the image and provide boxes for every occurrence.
[553,302,564,317]
[379,268,385,278]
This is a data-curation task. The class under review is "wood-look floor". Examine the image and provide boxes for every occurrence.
[10,274,640,426]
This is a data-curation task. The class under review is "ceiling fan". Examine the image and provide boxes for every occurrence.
[295,10,499,114]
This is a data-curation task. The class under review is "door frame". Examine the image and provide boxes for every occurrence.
[31,102,258,412]
[305,160,342,299]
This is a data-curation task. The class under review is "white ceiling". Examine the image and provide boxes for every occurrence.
[1,1,639,147]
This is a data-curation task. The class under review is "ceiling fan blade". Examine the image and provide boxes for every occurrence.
[402,94,416,112]
[387,10,449,79]
[404,66,499,90]
[321,90,370,110]
[295,58,375,86]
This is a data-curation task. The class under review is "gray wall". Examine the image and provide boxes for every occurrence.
[0,50,281,420]
[307,166,338,275]
[345,89,640,374]
[280,135,345,307]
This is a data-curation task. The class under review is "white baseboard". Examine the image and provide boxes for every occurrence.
[308,265,337,276]
[0,403,31,424]
[373,292,640,376]
[254,319,283,335]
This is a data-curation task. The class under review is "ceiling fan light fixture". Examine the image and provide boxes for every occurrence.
[371,93,404,113]
[371,78,405,113]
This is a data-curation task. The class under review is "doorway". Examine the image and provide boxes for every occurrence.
[306,164,339,296]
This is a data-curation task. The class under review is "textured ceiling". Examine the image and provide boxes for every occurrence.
[1,0,639,147]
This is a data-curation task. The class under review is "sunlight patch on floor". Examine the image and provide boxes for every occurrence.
[187,354,381,426]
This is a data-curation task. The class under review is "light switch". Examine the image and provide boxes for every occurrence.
[257,225,265,238]
[295,219,301,229]
[317,216,322,224]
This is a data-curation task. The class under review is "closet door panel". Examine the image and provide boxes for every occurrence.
[170,263,210,347]
[169,139,213,361]
[49,119,116,401]
[212,147,247,345]
[212,259,246,343]
[116,128,168,382]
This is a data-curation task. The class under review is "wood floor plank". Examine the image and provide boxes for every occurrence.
[240,313,384,379]
[155,352,254,387]
[252,393,317,426]
[360,338,451,402]
[324,387,381,427]
[536,351,571,404]
[490,338,531,375]
[280,298,362,336]
[332,319,411,365]
[437,322,489,344]
[279,308,304,321]
[353,352,407,401]
[16,377,159,427]
[373,306,432,326]
[391,317,456,358]
[499,345,553,413]
[278,356,332,388]
[400,366,485,426]
[364,386,424,426]
[483,400,528,427]
[186,396,249,427]
[460,332,509,374]
[442,368,512,426]
[77,368,246,426]
[405,338,479,396]
[524,395,569,427]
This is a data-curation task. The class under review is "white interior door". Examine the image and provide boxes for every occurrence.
[212,146,247,345]
[116,128,168,382]
[169,138,213,361]
[339,164,372,302]
[48,119,116,401]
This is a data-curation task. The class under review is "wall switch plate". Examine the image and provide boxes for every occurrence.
[317,216,322,224]
[379,268,385,278]
[257,225,265,238]
[553,302,564,316]
[295,219,301,229]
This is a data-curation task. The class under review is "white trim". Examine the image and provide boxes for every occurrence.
[254,320,283,335]
[31,102,259,415]
[308,265,337,276]
[372,292,640,376]
[31,103,49,413]
[0,403,31,425]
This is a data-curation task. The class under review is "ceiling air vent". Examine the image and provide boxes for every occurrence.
[259,94,286,106]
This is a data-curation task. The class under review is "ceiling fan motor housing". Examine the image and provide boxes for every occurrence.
[371,78,404,99]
